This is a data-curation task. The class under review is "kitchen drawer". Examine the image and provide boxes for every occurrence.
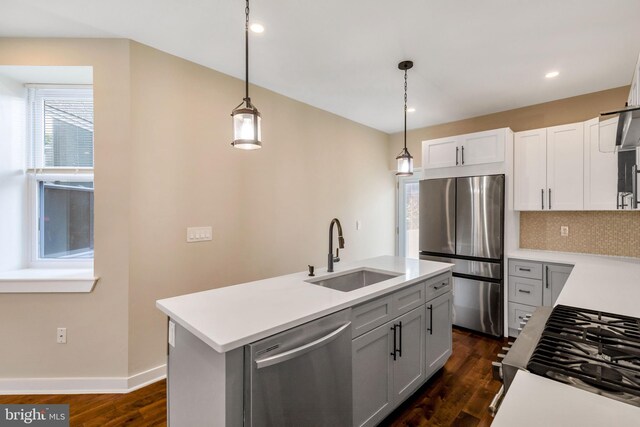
[391,281,426,318]
[425,273,452,301]
[508,259,542,280]
[508,301,536,330]
[508,275,543,306]
[351,295,393,338]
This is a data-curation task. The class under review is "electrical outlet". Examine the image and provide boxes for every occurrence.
[187,226,213,243]
[57,328,67,344]
[168,321,176,347]
[561,226,569,237]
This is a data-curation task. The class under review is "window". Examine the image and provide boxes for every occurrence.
[27,86,94,263]
[398,174,420,258]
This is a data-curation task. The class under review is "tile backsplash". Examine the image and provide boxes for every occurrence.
[520,211,640,258]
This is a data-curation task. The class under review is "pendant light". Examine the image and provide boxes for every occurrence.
[231,0,262,149]
[396,60,414,176]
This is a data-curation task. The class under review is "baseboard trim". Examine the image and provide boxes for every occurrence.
[0,364,166,395]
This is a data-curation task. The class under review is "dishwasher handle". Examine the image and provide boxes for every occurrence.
[255,322,351,369]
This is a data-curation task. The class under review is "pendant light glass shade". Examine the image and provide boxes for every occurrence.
[231,104,262,149]
[231,0,262,150]
[396,147,413,176]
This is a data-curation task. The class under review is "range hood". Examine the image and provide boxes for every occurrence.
[599,105,640,152]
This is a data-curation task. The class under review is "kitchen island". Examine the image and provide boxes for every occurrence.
[157,256,454,426]
[493,250,640,426]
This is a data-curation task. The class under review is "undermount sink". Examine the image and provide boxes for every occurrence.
[306,268,401,292]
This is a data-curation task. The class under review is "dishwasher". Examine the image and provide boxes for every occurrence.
[244,309,352,427]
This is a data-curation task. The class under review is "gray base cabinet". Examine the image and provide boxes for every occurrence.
[352,305,425,427]
[508,259,573,336]
[353,273,453,427]
[425,292,453,378]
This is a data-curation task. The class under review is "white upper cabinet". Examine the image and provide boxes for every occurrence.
[546,123,584,210]
[422,136,459,169]
[514,129,547,210]
[584,118,617,210]
[422,128,507,170]
[459,129,506,166]
[514,123,584,211]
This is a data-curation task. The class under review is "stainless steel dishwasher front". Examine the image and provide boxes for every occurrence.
[244,309,352,427]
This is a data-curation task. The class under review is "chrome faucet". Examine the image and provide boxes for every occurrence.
[328,218,345,273]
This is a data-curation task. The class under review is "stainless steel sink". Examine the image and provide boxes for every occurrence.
[306,268,401,292]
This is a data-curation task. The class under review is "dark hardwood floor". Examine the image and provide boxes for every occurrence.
[0,328,504,426]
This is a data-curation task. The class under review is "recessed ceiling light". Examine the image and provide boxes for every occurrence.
[250,23,264,33]
[407,107,416,113]
[545,71,559,79]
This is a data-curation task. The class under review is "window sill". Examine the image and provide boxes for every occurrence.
[0,269,98,293]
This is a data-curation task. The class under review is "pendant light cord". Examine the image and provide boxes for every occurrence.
[403,69,408,150]
[245,0,250,103]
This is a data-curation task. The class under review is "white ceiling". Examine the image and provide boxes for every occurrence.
[1,0,639,133]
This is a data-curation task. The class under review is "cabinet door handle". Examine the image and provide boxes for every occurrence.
[397,321,402,358]
[427,304,433,335]
[633,165,638,209]
[548,188,552,210]
[461,146,465,165]
[541,189,544,210]
[518,289,531,294]
[390,325,397,360]
[456,147,459,165]
[545,265,550,289]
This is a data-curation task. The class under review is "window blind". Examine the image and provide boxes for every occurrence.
[27,87,94,170]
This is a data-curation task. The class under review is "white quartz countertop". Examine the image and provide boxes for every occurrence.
[156,256,452,353]
[508,249,640,318]
[493,371,640,426]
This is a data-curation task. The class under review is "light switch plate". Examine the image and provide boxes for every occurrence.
[560,226,569,237]
[187,226,212,243]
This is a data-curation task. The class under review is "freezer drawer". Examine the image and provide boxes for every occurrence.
[452,277,502,336]
[244,309,352,427]
[419,178,455,254]
[456,175,504,259]
[420,254,501,280]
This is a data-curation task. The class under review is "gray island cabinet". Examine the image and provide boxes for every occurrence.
[158,256,453,427]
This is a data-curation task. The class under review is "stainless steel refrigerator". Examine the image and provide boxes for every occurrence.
[419,175,504,337]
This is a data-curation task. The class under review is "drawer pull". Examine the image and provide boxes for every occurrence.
[518,315,523,320]
[518,267,531,272]
[518,289,531,294]
[433,282,447,290]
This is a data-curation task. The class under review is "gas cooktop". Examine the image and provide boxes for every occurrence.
[527,305,640,407]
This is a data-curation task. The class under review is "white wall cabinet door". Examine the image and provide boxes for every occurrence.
[352,324,394,427]
[546,123,584,210]
[584,118,617,210]
[425,292,452,378]
[459,129,506,166]
[422,136,459,169]
[514,129,547,210]
[391,306,426,405]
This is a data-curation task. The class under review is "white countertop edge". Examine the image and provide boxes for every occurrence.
[493,371,640,426]
[156,260,453,353]
[0,269,98,293]
[508,248,640,266]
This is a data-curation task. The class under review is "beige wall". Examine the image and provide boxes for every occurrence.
[520,211,640,258]
[390,86,637,258]
[0,38,132,378]
[0,38,394,379]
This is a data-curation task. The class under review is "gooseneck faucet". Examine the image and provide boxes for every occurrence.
[328,218,345,273]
